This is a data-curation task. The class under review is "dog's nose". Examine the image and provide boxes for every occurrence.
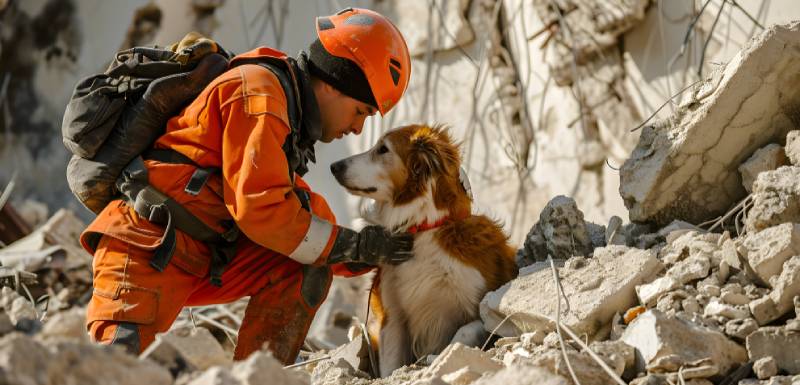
[330,160,346,176]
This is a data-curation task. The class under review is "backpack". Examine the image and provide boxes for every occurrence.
[62,34,306,285]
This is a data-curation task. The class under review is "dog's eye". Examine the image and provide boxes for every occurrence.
[377,144,389,155]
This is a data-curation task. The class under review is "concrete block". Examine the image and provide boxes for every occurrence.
[636,276,679,307]
[739,143,786,193]
[747,166,800,232]
[621,310,747,375]
[739,223,800,284]
[746,327,800,374]
[667,255,711,284]
[754,356,778,380]
[481,245,662,338]
[749,256,800,324]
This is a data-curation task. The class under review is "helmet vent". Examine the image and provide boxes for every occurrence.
[389,67,401,86]
[318,17,335,30]
[390,58,402,69]
[344,14,375,26]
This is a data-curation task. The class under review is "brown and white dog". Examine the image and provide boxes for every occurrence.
[330,124,517,377]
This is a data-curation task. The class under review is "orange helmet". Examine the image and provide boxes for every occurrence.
[315,8,411,116]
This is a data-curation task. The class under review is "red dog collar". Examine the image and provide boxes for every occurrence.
[407,217,449,234]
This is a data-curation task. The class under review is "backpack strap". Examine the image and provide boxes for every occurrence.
[117,155,239,286]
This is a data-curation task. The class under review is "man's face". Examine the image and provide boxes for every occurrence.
[314,81,377,142]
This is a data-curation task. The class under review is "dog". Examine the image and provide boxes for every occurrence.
[330,124,518,377]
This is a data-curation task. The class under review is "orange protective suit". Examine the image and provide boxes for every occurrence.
[80,47,367,363]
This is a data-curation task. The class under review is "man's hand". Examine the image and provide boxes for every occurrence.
[327,225,414,266]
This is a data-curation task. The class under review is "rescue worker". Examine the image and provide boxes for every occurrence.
[79,7,413,364]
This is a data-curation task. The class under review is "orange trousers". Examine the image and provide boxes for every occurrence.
[86,233,333,363]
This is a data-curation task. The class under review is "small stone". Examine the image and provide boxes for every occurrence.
[720,290,751,306]
[738,143,786,193]
[494,336,519,348]
[754,356,779,380]
[232,351,309,385]
[739,223,800,284]
[520,330,546,345]
[784,130,800,166]
[704,299,750,320]
[424,343,502,380]
[637,276,680,307]
[724,318,758,340]
[699,284,721,298]
[749,256,800,325]
[667,255,711,284]
[682,298,702,314]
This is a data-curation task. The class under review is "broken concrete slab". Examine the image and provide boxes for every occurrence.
[140,327,229,375]
[423,342,502,380]
[739,223,800,284]
[785,130,800,165]
[470,364,569,385]
[621,310,747,375]
[754,356,779,380]
[746,327,800,374]
[620,22,800,226]
[746,166,800,232]
[481,245,662,338]
[739,143,787,193]
[748,256,800,325]
[231,350,309,385]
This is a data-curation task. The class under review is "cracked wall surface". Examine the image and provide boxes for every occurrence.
[620,21,800,226]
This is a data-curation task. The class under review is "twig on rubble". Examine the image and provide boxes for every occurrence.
[548,255,581,385]
[0,170,18,211]
[704,194,753,232]
[481,310,526,351]
[284,355,331,369]
[192,312,237,346]
[18,280,40,320]
[630,79,702,132]
[548,255,627,385]
[188,308,198,331]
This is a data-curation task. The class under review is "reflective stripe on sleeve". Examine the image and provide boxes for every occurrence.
[288,214,334,264]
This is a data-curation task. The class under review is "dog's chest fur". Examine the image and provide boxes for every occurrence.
[379,230,487,357]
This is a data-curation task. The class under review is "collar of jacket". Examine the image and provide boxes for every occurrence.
[291,52,322,147]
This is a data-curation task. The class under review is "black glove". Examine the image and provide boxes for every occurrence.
[327,225,414,266]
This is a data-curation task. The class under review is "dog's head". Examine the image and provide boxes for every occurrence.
[331,124,472,224]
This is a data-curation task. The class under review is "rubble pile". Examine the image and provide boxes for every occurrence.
[1,18,800,385]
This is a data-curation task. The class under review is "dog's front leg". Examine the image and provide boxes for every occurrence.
[378,314,413,377]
